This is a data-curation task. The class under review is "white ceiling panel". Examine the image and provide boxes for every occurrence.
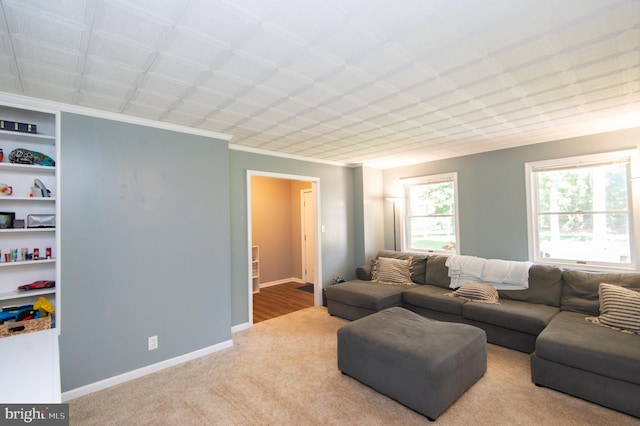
[282,53,342,82]
[160,109,202,127]
[197,71,249,98]
[12,39,82,71]
[92,1,173,48]
[0,55,16,74]
[0,75,20,92]
[84,56,142,86]
[267,0,344,43]
[312,21,380,65]
[293,84,340,106]
[217,52,276,84]
[3,0,91,25]
[18,62,80,87]
[251,107,292,125]
[118,0,190,21]
[0,0,637,168]
[3,5,88,50]
[138,72,191,98]
[149,53,208,85]
[180,0,260,48]
[163,27,231,67]
[123,101,165,120]
[130,89,177,111]
[78,91,126,111]
[88,30,156,70]
[265,96,312,116]
[21,80,76,103]
[223,98,267,117]
[238,24,304,66]
[81,75,132,99]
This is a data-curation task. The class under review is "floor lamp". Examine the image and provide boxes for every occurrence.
[385,197,401,251]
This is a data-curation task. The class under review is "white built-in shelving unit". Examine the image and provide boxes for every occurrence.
[0,102,61,402]
[252,245,260,293]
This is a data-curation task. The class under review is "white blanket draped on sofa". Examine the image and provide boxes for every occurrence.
[446,255,532,290]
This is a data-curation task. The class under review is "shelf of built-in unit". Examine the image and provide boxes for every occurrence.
[0,228,55,234]
[0,129,55,144]
[0,288,55,301]
[0,197,55,202]
[0,163,55,174]
[0,259,56,268]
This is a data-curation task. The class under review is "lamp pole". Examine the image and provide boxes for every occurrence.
[386,197,400,251]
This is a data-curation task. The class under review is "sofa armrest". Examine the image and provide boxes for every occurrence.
[356,265,372,280]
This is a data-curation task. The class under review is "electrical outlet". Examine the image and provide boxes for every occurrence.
[148,335,158,351]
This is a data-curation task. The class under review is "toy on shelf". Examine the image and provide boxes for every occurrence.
[0,297,54,326]
[31,178,51,198]
[34,296,55,316]
[0,304,35,324]
[8,148,54,166]
[17,280,55,291]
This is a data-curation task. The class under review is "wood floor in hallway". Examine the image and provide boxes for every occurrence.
[253,282,314,323]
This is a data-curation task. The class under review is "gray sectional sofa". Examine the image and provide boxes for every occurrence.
[325,250,640,418]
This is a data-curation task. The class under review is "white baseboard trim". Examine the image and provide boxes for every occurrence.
[259,277,305,289]
[61,339,233,402]
[231,322,251,333]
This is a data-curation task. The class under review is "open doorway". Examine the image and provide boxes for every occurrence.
[247,171,321,324]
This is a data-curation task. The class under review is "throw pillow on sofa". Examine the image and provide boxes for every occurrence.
[585,283,640,335]
[447,282,500,304]
[371,256,413,285]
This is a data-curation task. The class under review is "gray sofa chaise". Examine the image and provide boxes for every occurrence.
[325,250,640,418]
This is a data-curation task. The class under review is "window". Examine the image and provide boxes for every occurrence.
[402,172,459,253]
[526,150,639,270]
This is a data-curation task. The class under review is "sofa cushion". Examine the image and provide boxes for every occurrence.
[535,311,640,385]
[325,280,411,311]
[499,264,563,307]
[376,250,428,284]
[402,284,467,315]
[449,283,499,304]
[356,264,372,280]
[371,256,413,285]
[585,283,640,334]
[561,270,640,315]
[462,299,559,335]
[424,255,451,289]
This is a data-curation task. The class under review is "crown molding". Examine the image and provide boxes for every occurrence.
[0,91,232,142]
[229,143,359,168]
[0,91,363,168]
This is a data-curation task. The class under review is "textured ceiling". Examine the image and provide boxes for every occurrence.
[0,0,638,168]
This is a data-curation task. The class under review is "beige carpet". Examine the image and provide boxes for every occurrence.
[69,307,639,425]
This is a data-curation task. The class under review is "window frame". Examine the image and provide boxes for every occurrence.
[400,172,460,255]
[525,149,640,271]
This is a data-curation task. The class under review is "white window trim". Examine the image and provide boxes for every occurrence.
[525,149,640,272]
[399,172,460,255]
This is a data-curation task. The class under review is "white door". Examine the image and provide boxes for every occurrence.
[301,189,315,284]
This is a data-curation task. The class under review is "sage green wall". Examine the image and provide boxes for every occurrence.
[59,113,231,392]
[352,167,365,267]
[363,167,384,263]
[229,150,359,326]
[383,127,640,260]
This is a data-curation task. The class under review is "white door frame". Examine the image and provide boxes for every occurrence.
[246,170,322,325]
[301,189,316,284]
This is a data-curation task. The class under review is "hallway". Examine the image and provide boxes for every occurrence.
[253,282,314,323]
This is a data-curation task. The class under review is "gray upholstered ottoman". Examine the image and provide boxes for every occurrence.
[337,307,487,420]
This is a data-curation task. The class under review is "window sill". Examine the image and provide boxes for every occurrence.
[533,259,638,273]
